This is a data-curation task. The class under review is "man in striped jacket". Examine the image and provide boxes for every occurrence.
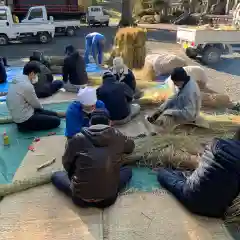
[157,128,240,218]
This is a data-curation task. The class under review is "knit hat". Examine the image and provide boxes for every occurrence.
[171,67,190,82]
[102,70,114,79]
[77,86,97,106]
[90,109,110,125]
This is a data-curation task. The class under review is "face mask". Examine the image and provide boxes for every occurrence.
[31,75,38,84]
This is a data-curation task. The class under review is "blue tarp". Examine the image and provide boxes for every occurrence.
[0,63,103,102]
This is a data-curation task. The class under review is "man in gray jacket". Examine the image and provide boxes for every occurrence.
[6,62,61,132]
[147,67,202,131]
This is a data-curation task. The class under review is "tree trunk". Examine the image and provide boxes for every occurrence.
[119,0,134,27]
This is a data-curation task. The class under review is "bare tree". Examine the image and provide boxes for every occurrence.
[119,0,134,26]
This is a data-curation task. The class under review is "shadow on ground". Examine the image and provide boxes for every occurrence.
[225,223,240,239]
[208,57,240,77]
[1,26,118,60]
[147,29,177,43]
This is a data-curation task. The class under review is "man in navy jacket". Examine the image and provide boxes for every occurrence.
[157,128,240,218]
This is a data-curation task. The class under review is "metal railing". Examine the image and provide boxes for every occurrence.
[13,4,84,13]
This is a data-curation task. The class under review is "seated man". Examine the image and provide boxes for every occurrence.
[29,54,63,98]
[6,62,61,132]
[84,32,105,65]
[63,45,88,93]
[97,71,141,125]
[157,128,240,218]
[147,67,201,131]
[65,86,106,139]
[0,57,7,84]
[51,109,134,208]
[111,57,136,93]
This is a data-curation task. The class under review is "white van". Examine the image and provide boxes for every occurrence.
[86,6,110,26]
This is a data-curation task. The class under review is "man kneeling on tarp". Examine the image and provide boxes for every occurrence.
[52,109,134,208]
[97,71,141,125]
[157,128,240,218]
[146,67,202,131]
[29,53,63,98]
[65,86,106,139]
[6,62,61,132]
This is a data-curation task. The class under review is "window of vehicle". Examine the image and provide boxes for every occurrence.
[0,10,7,21]
[28,9,43,20]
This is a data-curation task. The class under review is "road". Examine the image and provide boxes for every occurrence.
[1,25,240,102]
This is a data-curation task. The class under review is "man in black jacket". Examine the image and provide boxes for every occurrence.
[29,55,63,98]
[63,45,88,93]
[51,109,134,208]
[96,71,140,125]
[157,128,240,218]
[0,57,8,84]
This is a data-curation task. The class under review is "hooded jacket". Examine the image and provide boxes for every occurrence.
[0,60,6,84]
[62,124,135,200]
[184,138,240,217]
[63,51,88,85]
[96,74,133,121]
[6,75,42,123]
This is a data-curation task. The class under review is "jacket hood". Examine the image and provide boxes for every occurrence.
[70,51,80,59]
[102,75,116,84]
[212,138,240,171]
[82,125,115,147]
[11,74,29,84]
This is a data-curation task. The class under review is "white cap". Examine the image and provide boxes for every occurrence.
[77,86,97,106]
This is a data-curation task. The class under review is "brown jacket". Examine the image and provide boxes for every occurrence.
[62,124,135,200]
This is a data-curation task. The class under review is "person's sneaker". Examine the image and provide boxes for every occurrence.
[59,88,66,92]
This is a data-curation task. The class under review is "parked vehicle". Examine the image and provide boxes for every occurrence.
[21,6,81,36]
[7,0,88,21]
[86,6,109,27]
[0,6,55,45]
[176,4,240,65]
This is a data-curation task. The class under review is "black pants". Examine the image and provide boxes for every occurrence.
[17,109,61,132]
[35,80,63,98]
[51,167,133,208]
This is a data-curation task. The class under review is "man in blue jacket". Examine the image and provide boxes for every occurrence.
[84,32,105,65]
[65,86,106,139]
[157,128,240,218]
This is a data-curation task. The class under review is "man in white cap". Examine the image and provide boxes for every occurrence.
[65,86,106,139]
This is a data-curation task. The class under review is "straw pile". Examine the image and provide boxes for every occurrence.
[112,27,147,69]
[133,62,156,82]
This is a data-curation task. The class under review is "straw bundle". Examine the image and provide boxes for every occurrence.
[112,27,147,69]
[0,172,52,197]
[133,62,156,82]
[202,92,233,109]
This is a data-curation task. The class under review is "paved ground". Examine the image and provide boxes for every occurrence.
[2,25,240,102]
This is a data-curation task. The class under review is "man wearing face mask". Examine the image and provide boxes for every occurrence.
[146,67,202,132]
[29,53,63,98]
[6,62,61,132]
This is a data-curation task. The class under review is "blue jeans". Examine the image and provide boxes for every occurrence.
[51,167,132,208]
[157,169,186,203]
[84,38,103,64]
